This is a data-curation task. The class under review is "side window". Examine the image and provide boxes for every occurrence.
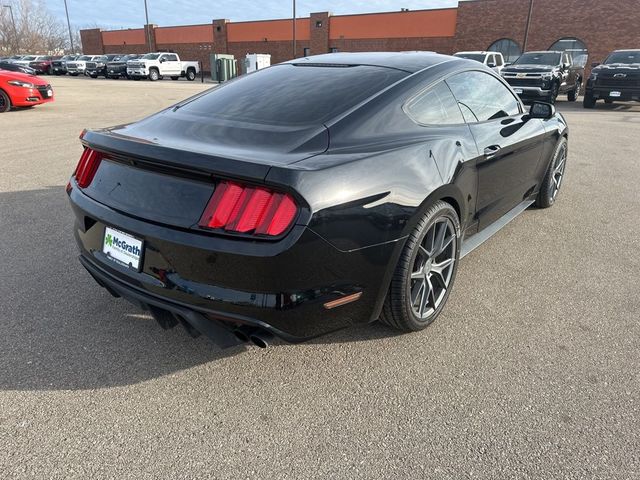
[446,70,520,122]
[167,54,178,61]
[487,54,495,66]
[495,54,503,66]
[404,81,464,126]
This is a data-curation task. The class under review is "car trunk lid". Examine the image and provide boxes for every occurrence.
[78,113,327,229]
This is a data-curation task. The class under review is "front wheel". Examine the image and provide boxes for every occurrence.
[380,201,460,332]
[567,79,581,101]
[583,93,596,108]
[535,137,567,208]
[148,69,159,81]
[0,89,11,113]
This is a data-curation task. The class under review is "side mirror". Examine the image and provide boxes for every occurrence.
[487,62,496,68]
[591,62,600,68]
[504,62,511,67]
[159,58,166,63]
[528,101,555,120]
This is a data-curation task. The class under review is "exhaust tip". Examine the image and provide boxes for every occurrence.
[249,331,274,349]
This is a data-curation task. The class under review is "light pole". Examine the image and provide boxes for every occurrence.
[292,0,296,59]
[144,0,152,52]
[63,0,74,53]
[523,0,534,51]
[2,4,18,52]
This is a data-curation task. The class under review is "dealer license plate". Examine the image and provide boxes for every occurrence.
[103,226,143,270]
[610,91,621,97]
[514,88,523,94]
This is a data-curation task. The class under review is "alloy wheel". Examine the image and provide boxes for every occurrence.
[409,218,457,320]
[551,143,567,199]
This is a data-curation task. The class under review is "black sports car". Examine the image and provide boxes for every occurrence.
[67,52,568,348]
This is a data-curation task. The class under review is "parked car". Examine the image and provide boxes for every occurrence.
[501,50,584,103]
[0,69,54,112]
[66,55,103,76]
[29,56,54,74]
[51,55,78,75]
[0,61,36,75]
[453,51,505,73]
[85,54,121,78]
[6,55,24,63]
[12,55,39,68]
[106,54,142,78]
[127,52,199,81]
[67,52,568,348]
[583,49,640,108]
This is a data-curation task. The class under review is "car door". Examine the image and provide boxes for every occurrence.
[162,54,180,75]
[446,70,547,229]
[403,79,480,231]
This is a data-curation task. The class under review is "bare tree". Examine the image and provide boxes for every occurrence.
[1,0,72,55]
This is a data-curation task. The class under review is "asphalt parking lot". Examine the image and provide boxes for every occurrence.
[1,76,639,479]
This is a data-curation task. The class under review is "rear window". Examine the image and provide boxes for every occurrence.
[180,64,406,125]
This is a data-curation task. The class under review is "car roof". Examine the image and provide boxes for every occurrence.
[285,51,455,73]
[455,51,491,55]
[524,51,563,54]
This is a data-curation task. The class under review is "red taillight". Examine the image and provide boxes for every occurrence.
[73,147,103,188]
[199,181,298,237]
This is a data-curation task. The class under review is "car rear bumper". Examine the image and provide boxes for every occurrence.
[68,184,398,342]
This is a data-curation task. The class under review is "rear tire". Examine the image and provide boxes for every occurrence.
[380,201,460,332]
[583,93,596,108]
[535,137,567,209]
[186,68,196,81]
[0,89,11,113]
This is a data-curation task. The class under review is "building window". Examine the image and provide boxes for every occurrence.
[329,47,339,53]
[303,47,310,57]
[549,37,588,68]
[487,38,521,64]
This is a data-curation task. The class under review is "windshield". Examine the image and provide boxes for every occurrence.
[180,64,406,126]
[22,56,36,61]
[513,52,561,65]
[142,53,160,60]
[78,55,92,61]
[604,51,640,65]
[454,53,486,62]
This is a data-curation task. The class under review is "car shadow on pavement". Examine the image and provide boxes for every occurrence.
[0,187,247,391]
[0,187,400,391]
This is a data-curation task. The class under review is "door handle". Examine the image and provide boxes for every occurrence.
[484,145,501,158]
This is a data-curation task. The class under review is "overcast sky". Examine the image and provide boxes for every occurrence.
[45,0,458,30]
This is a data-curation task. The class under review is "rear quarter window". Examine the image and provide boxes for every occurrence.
[180,64,407,126]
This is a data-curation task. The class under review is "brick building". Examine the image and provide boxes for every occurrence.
[80,0,640,73]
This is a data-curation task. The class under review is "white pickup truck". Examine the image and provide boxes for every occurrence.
[127,52,200,81]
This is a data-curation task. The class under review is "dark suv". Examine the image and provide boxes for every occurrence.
[86,54,121,78]
[584,50,640,108]
[106,54,142,79]
[501,51,584,104]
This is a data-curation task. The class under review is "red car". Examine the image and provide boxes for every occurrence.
[0,69,54,112]
[29,56,54,74]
